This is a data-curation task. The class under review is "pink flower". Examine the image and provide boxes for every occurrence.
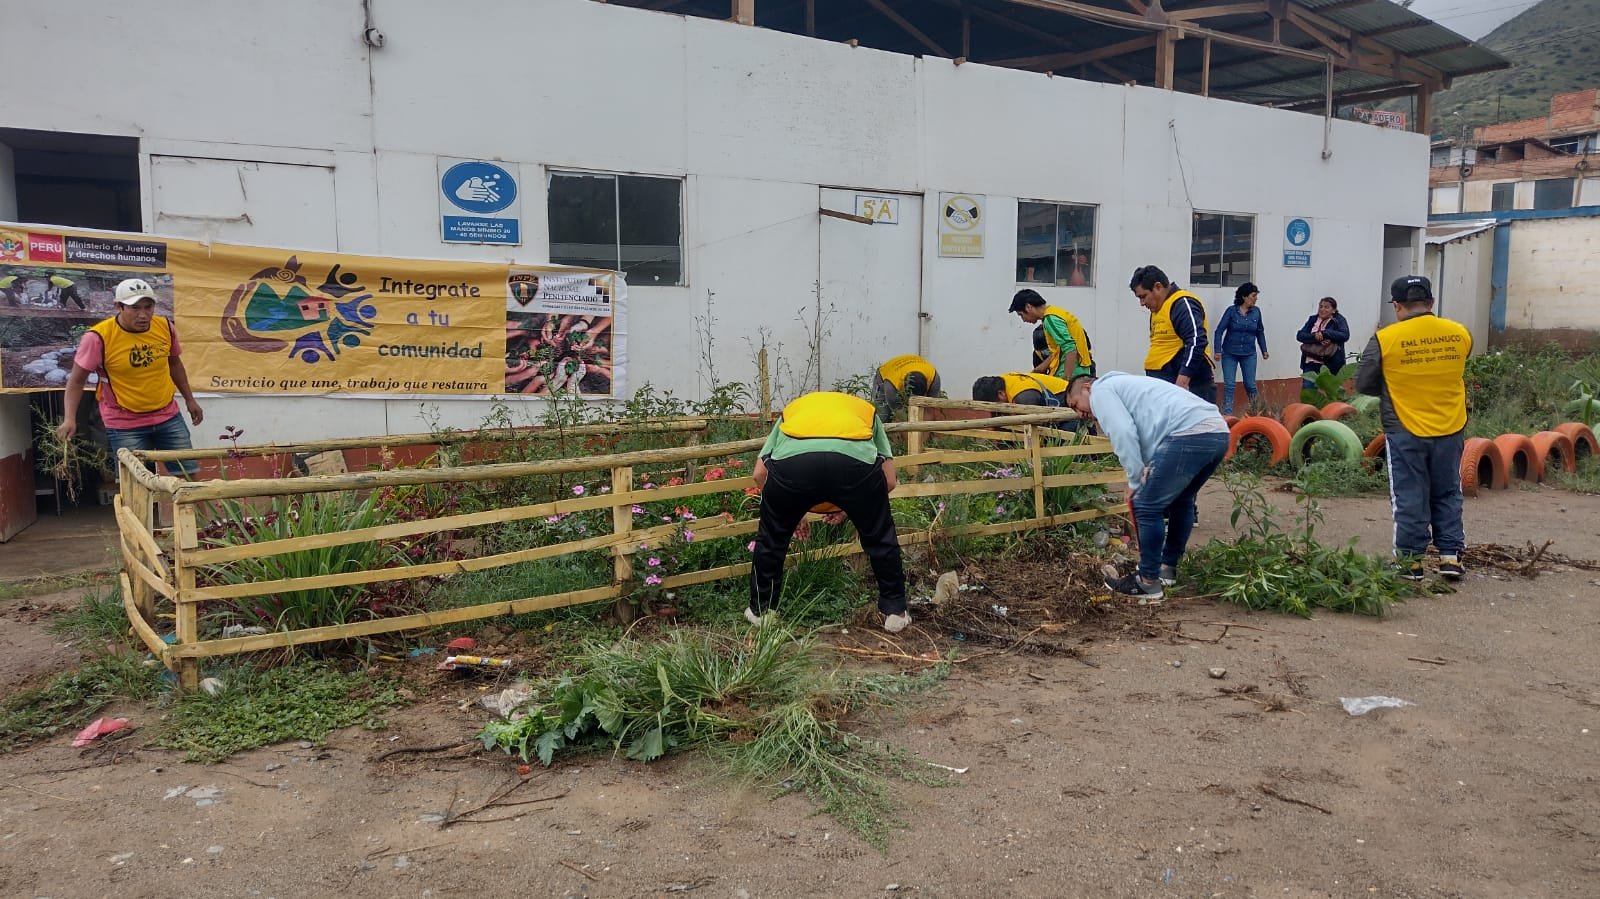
[682,530,695,542]
[546,515,561,524]
[668,477,684,487]
[632,505,645,515]
[644,574,662,586]
[572,485,586,496]
[599,485,611,494]
[703,467,726,481]
[639,542,650,550]
[647,557,661,567]
[643,482,656,490]
[747,540,756,552]
[662,516,672,522]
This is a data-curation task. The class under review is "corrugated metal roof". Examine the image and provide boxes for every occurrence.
[1426,220,1496,244]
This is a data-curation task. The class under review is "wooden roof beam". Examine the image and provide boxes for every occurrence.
[1169,2,1269,22]
[986,34,1158,69]
[864,0,952,56]
[1001,0,1330,63]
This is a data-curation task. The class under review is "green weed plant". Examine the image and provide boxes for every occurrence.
[0,654,161,751]
[479,624,948,847]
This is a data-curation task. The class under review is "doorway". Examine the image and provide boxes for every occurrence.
[1379,225,1419,327]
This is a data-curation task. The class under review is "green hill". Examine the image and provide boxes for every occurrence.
[1430,0,1600,134]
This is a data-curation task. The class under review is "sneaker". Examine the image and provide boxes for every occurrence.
[745,607,777,626]
[1438,556,1464,581]
[1103,567,1164,601]
[1397,561,1426,581]
[1158,564,1179,587]
[883,612,912,634]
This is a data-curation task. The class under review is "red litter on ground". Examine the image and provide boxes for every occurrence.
[71,717,131,747]
[445,637,477,651]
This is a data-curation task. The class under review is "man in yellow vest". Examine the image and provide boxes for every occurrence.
[750,391,908,633]
[0,274,20,306]
[56,279,203,477]
[1356,275,1470,581]
[1128,266,1215,403]
[1009,290,1095,380]
[872,354,941,419]
[971,372,1069,407]
[49,273,88,310]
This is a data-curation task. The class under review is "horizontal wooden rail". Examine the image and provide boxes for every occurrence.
[137,417,718,461]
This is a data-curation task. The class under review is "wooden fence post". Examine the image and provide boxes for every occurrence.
[119,470,155,621]
[1028,425,1045,522]
[904,401,926,475]
[172,502,201,691]
[611,465,635,619]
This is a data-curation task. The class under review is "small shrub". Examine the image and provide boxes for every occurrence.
[1291,459,1388,497]
[0,655,161,751]
[49,587,131,647]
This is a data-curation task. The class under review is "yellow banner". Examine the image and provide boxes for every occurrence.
[0,223,625,397]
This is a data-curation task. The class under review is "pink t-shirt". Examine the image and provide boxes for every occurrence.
[74,321,184,430]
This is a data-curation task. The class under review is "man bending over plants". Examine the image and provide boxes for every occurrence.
[1068,373,1229,600]
[1356,276,1470,581]
[749,391,910,633]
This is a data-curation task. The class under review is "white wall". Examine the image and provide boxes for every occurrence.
[1426,232,1493,352]
[2,0,1429,446]
[1504,217,1600,331]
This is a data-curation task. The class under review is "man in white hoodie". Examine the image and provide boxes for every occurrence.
[1067,372,1229,600]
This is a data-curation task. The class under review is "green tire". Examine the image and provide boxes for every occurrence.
[1349,395,1379,415]
[1289,419,1365,467]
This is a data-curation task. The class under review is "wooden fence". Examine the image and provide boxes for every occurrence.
[114,398,1122,688]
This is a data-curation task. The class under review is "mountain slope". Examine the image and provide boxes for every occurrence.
[1430,0,1600,133]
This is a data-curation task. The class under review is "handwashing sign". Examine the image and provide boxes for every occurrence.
[1283,216,1312,267]
[439,158,521,245]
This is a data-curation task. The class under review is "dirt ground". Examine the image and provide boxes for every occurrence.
[1,484,1598,898]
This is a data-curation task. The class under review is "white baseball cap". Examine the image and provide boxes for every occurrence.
[114,278,157,305]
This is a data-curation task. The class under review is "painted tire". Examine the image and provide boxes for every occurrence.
[1553,422,1599,461]
[1530,430,1578,479]
[1288,419,1364,467]
[1227,416,1292,464]
[1492,434,1542,483]
[1280,403,1323,435]
[810,502,841,514]
[1363,433,1386,459]
[1223,415,1240,429]
[1349,395,1379,415]
[1318,402,1358,422]
[1459,437,1508,496]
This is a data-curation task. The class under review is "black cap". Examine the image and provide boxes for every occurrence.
[1390,275,1433,302]
[1009,288,1044,312]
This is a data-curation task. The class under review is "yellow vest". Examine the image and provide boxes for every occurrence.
[1000,372,1068,403]
[778,392,876,440]
[1375,313,1470,437]
[49,275,74,289]
[1144,289,1211,371]
[877,355,936,392]
[1041,305,1093,375]
[90,315,178,414]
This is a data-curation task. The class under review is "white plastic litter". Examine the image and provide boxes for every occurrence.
[1340,696,1414,716]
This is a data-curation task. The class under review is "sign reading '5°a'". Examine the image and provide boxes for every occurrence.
[439,158,521,245]
[938,192,985,258]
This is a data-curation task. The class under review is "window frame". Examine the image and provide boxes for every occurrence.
[546,168,687,286]
[1188,210,1255,288]
[1014,198,1099,287]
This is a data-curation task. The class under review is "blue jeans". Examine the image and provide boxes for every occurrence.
[107,412,199,478]
[1131,431,1229,580]
[1218,354,1258,414]
[1384,429,1465,557]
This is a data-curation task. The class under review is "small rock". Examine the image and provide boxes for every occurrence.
[566,830,583,835]
[393,855,411,870]
[1009,718,1024,726]
[199,677,226,696]
[195,799,220,808]
[1208,667,1227,679]
[265,763,284,772]
[206,845,224,855]
[185,786,222,800]
[162,786,191,800]
[886,884,901,891]
[297,741,314,749]
[735,890,752,899]
[1170,660,1182,668]
[108,852,134,865]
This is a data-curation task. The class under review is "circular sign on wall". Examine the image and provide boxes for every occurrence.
[441,161,518,215]
[1285,217,1312,248]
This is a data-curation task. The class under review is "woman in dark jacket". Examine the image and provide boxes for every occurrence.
[1212,282,1269,414]
[1294,296,1350,387]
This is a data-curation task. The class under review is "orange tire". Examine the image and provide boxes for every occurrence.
[1227,416,1292,464]
[1530,431,1578,480]
[1492,434,1541,483]
[1223,415,1240,429]
[1280,403,1322,435]
[1363,433,1386,458]
[1553,422,1599,461]
[810,502,841,514]
[1459,437,1508,496]
[1319,402,1358,422]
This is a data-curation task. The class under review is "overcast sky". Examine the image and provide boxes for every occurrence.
[1399,0,1538,40]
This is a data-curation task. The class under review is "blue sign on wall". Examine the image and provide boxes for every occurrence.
[1282,216,1312,267]
[439,159,521,245]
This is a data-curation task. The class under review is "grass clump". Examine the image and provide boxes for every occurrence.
[1550,456,1600,495]
[1291,459,1388,497]
[479,624,948,847]
[156,663,407,763]
[0,654,162,751]
[1183,470,1417,618]
[49,587,131,647]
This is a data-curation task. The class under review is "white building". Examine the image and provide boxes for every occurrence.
[0,0,1502,532]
